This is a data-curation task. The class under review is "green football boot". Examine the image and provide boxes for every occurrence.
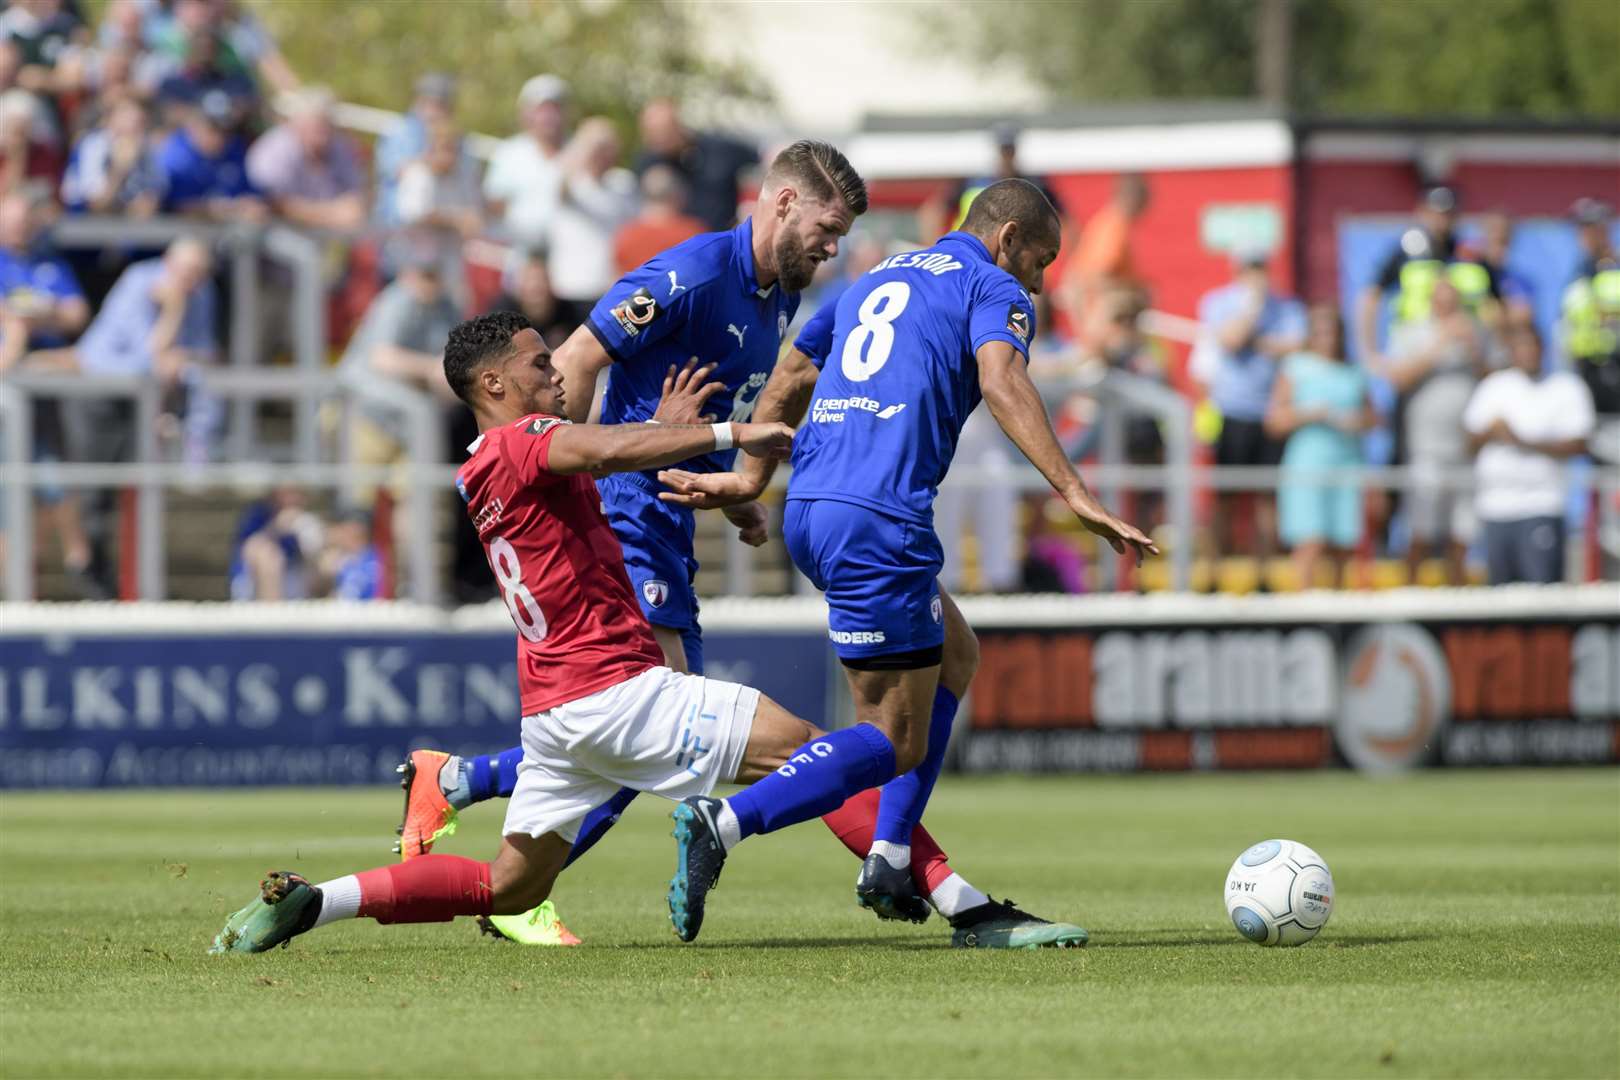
[210,871,323,954]
[948,897,1088,949]
[476,901,582,946]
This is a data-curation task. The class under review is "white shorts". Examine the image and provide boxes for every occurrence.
[502,666,758,844]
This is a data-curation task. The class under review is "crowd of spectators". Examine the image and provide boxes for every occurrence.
[0,2,1611,601]
[0,0,761,600]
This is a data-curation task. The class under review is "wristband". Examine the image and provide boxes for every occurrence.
[711,422,734,451]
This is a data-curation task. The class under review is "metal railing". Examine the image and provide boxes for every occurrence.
[1,368,447,604]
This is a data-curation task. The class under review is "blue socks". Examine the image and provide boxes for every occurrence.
[727,723,897,841]
[466,747,524,804]
[873,686,958,846]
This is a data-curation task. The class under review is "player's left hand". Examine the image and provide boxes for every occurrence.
[721,502,769,546]
[656,469,762,510]
[652,358,725,425]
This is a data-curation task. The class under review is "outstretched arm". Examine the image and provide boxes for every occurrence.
[656,345,821,508]
[977,340,1158,562]
[545,420,793,477]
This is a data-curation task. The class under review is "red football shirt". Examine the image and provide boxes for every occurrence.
[457,414,662,714]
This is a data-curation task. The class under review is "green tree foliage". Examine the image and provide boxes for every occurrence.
[247,0,769,137]
[927,0,1620,118]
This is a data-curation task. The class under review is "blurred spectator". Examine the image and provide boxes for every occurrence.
[338,250,460,481]
[0,0,85,101]
[1560,198,1619,417]
[1378,279,1485,585]
[1022,496,1086,594]
[148,0,292,105]
[229,485,323,601]
[1059,173,1148,351]
[483,73,569,249]
[0,188,95,597]
[0,85,63,188]
[1477,210,1535,331]
[318,508,382,601]
[1464,321,1595,585]
[211,0,299,96]
[1357,185,1499,368]
[59,94,164,215]
[1200,249,1306,558]
[548,116,636,323]
[613,163,703,275]
[373,71,462,228]
[1266,304,1374,590]
[633,96,756,232]
[246,86,365,232]
[70,237,219,593]
[155,90,264,220]
[150,14,256,126]
[395,115,481,301]
[936,405,1020,594]
[491,249,572,347]
[920,122,1064,241]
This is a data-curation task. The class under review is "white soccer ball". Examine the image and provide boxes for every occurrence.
[1223,839,1334,946]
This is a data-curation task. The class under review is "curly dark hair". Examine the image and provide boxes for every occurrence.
[442,310,532,404]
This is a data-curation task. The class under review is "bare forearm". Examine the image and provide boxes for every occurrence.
[1356,289,1381,358]
[549,422,726,476]
[739,348,819,493]
[982,367,1095,512]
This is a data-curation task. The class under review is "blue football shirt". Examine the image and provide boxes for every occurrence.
[786,231,1036,524]
[587,218,799,475]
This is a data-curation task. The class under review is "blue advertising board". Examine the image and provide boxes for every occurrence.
[0,627,836,789]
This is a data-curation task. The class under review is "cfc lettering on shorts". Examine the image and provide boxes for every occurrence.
[828,629,886,645]
[1006,306,1031,345]
[775,740,835,777]
[610,286,661,337]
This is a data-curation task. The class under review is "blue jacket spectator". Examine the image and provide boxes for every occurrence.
[373,72,462,228]
[60,95,165,215]
[76,239,217,377]
[155,91,262,219]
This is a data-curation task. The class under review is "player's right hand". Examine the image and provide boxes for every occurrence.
[733,421,794,460]
[1077,506,1160,565]
[656,469,763,509]
[652,358,725,425]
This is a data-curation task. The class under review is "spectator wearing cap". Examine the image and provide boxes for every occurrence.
[374,72,464,228]
[394,115,482,303]
[1376,278,1485,586]
[60,93,165,215]
[613,164,703,276]
[1476,211,1535,334]
[149,0,293,101]
[632,96,757,232]
[926,122,1065,240]
[1198,248,1307,558]
[1463,320,1595,585]
[337,248,461,497]
[483,73,570,248]
[1560,198,1620,418]
[155,89,264,220]
[246,86,366,232]
[319,508,382,601]
[1357,186,1501,371]
[549,116,637,325]
[151,14,256,128]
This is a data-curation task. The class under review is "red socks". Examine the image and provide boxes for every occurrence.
[355,855,493,923]
[820,788,954,895]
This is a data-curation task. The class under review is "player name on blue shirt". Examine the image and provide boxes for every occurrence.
[587,218,799,476]
[788,231,1037,525]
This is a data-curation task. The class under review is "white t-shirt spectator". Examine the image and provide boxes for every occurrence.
[1462,368,1595,522]
[482,136,562,246]
[548,166,637,303]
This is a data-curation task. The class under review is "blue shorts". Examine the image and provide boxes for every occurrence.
[597,472,704,674]
[784,497,944,662]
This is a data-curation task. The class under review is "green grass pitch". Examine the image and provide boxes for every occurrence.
[2,770,1616,1078]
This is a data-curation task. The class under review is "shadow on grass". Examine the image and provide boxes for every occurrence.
[613,935,942,951]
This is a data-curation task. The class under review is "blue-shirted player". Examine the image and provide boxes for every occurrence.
[660,180,1156,945]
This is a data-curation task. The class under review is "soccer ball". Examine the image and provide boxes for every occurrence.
[1223,839,1334,946]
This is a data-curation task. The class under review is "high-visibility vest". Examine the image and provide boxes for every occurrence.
[1561,261,1620,363]
[1393,257,1493,323]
